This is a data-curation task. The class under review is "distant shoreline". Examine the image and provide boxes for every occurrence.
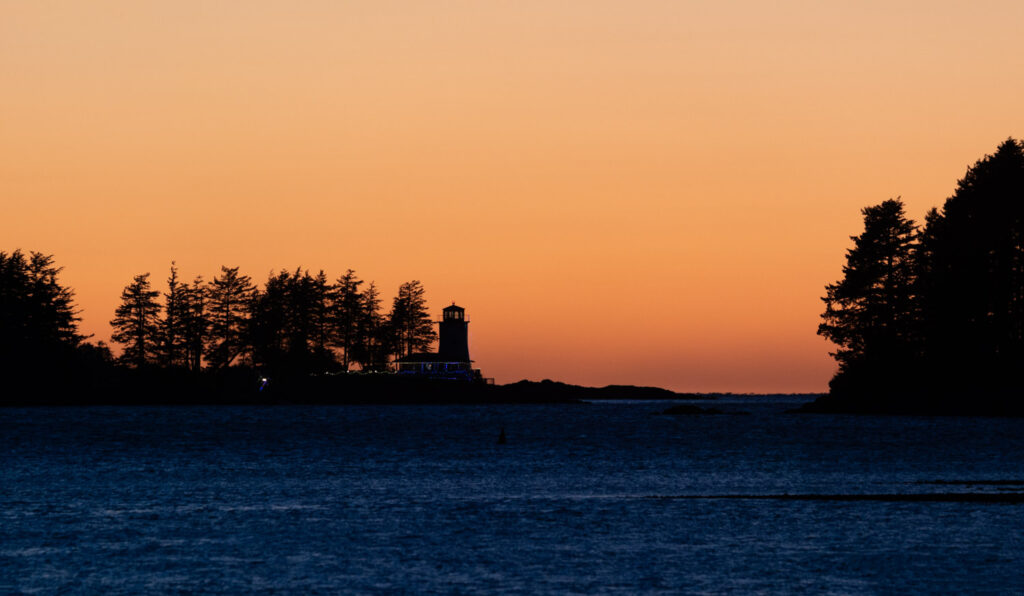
[2,374,787,407]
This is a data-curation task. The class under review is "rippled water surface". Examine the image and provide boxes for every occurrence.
[3,397,1024,594]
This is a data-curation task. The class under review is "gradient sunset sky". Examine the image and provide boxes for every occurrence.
[3,1,1023,391]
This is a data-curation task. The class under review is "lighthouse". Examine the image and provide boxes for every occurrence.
[438,304,470,362]
[394,303,484,382]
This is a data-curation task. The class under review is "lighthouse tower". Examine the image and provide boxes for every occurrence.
[438,304,470,362]
[395,303,483,381]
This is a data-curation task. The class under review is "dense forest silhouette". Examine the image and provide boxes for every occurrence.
[107,265,435,376]
[811,138,1024,415]
[0,255,669,405]
[0,256,440,403]
[0,251,114,401]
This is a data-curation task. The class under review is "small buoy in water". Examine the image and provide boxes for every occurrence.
[497,427,507,445]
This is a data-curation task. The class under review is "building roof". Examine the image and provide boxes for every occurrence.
[396,352,473,364]
[442,303,464,312]
[395,353,440,363]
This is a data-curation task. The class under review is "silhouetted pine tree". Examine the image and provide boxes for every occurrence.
[389,280,437,359]
[181,276,207,372]
[352,281,390,371]
[331,269,364,370]
[818,199,919,397]
[282,268,314,370]
[308,270,335,370]
[158,263,188,368]
[917,138,1024,393]
[1,250,82,369]
[0,250,117,401]
[205,266,254,368]
[248,270,291,374]
[110,273,162,368]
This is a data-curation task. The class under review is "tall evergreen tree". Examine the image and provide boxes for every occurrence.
[205,266,255,368]
[110,273,162,368]
[308,270,335,368]
[352,282,389,371]
[389,280,437,359]
[0,250,109,400]
[158,263,188,368]
[331,269,364,370]
[181,276,207,372]
[1,250,82,366]
[917,138,1024,385]
[818,199,919,394]
[248,270,292,374]
[282,268,314,367]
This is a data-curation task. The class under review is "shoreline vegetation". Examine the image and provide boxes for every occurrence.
[5,139,1024,415]
[0,249,757,407]
[0,245,811,408]
[804,138,1024,417]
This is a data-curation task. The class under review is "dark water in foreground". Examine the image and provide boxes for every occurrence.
[3,396,1024,594]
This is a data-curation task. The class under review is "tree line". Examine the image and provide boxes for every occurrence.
[1,250,113,399]
[1,251,442,401]
[109,265,438,377]
[1,250,83,366]
[819,138,1024,412]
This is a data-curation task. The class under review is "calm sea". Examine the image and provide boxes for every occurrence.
[2,396,1023,594]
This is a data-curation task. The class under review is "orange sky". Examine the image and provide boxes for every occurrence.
[3,1,1023,392]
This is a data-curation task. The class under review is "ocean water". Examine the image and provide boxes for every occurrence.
[2,396,1023,594]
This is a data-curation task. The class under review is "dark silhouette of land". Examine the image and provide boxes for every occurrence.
[0,251,721,406]
[6,138,1024,413]
[805,138,1024,416]
[0,366,712,406]
[494,379,719,401]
